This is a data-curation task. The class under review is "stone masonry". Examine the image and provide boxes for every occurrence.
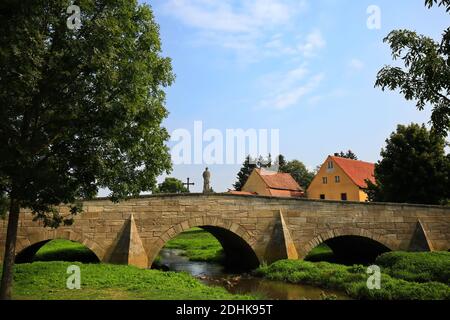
[1,194,449,268]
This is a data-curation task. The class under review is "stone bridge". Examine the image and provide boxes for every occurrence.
[1,194,449,269]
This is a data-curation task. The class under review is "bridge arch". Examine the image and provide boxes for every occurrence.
[15,229,106,263]
[302,228,393,263]
[149,217,260,270]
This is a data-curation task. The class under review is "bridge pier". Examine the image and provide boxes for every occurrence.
[1,194,449,269]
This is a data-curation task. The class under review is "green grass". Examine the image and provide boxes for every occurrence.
[8,237,254,300]
[304,244,336,262]
[33,239,99,263]
[163,228,224,262]
[255,257,450,300]
[375,251,450,285]
[7,261,254,300]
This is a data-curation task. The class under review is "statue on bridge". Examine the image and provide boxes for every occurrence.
[202,167,211,193]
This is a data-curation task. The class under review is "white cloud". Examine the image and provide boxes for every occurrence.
[163,0,302,33]
[160,0,314,62]
[297,30,326,57]
[348,58,364,71]
[263,30,327,59]
[260,69,325,110]
[308,95,323,106]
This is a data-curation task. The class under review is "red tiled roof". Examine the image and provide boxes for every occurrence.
[227,190,257,196]
[256,169,304,191]
[330,156,375,188]
[268,189,304,198]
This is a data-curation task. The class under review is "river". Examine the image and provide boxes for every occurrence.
[157,249,350,300]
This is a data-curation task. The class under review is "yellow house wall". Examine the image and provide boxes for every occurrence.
[307,157,366,202]
[359,189,369,202]
[242,171,270,196]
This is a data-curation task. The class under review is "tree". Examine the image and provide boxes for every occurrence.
[232,154,274,190]
[256,154,272,169]
[375,0,450,137]
[274,154,287,172]
[366,124,450,205]
[154,178,189,194]
[334,150,358,160]
[0,0,173,299]
[0,193,8,219]
[233,155,257,191]
[281,160,315,190]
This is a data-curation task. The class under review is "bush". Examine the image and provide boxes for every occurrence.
[376,251,450,285]
[255,259,450,300]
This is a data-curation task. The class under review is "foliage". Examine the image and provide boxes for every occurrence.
[365,124,450,204]
[255,259,450,300]
[376,0,450,136]
[281,160,315,190]
[4,261,253,300]
[233,154,314,191]
[375,251,450,285]
[154,177,189,194]
[425,0,450,12]
[162,228,224,263]
[0,193,8,218]
[0,0,173,222]
[0,0,174,299]
[233,155,271,191]
[274,154,287,172]
[334,150,358,160]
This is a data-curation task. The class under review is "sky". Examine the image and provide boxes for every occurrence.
[113,0,449,194]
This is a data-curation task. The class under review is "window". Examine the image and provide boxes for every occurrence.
[341,193,348,201]
[322,177,328,184]
[335,176,340,183]
[320,194,326,200]
[327,161,334,169]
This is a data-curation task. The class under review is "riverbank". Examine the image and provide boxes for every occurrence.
[162,228,224,262]
[255,252,450,300]
[7,261,254,300]
[160,228,333,263]
[14,232,450,300]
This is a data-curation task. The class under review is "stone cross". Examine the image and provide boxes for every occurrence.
[183,178,195,192]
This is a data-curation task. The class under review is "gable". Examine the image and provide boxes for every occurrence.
[331,156,375,188]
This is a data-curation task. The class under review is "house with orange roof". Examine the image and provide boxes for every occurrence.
[307,156,375,202]
[229,168,305,198]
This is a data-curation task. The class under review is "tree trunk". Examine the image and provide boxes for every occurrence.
[0,199,20,300]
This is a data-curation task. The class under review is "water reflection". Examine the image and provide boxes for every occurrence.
[157,249,350,300]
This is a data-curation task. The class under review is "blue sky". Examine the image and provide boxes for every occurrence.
[130,0,449,194]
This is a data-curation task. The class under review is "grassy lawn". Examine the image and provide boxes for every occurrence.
[8,261,254,300]
[255,252,450,300]
[162,228,224,262]
[9,236,253,300]
[34,239,99,263]
[304,243,335,262]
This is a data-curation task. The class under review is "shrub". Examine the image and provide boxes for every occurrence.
[376,251,450,285]
[255,258,450,300]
